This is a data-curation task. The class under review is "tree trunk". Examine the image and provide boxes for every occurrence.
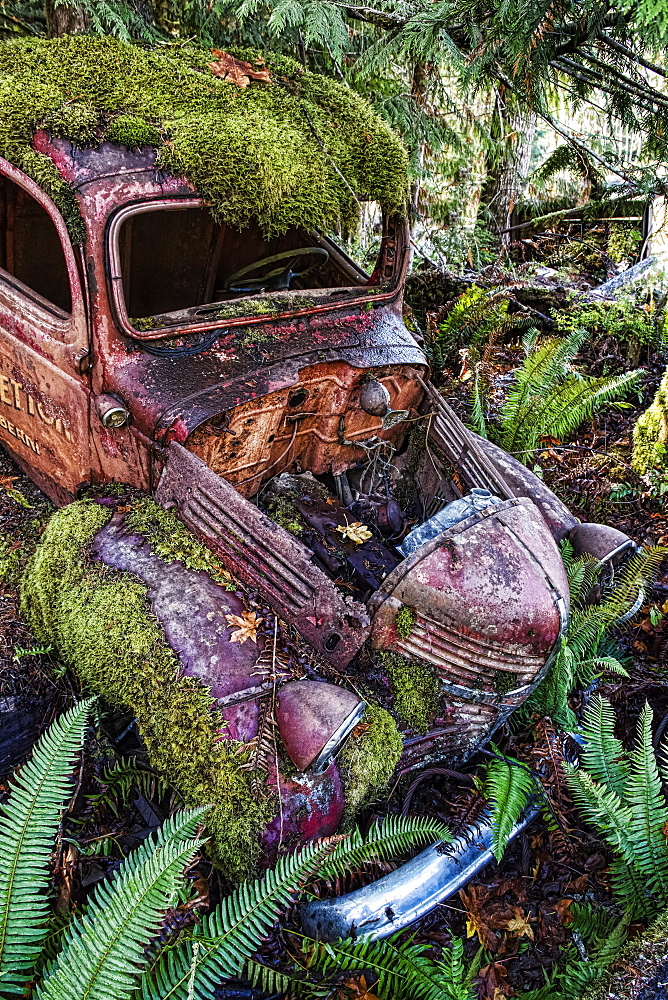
[482,92,536,247]
[44,0,89,37]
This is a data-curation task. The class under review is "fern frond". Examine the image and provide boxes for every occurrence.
[484,755,535,861]
[36,808,207,1000]
[0,699,94,996]
[623,704,668,895]
[319,814,451,881]
[601,546,668,621]
[139,837,339,1000]
[563,764,637,865]
[314,933,476,1000]
[578,695,629,797]
[246,958,329,997]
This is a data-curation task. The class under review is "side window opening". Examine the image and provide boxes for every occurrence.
[117,205,369,323]
[0,175,72,315]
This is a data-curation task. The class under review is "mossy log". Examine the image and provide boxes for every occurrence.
[633,368,668,476]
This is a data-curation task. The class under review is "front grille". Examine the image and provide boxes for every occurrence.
[397,610,544,703]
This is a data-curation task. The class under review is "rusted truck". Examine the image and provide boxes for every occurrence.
[0,112,635,934]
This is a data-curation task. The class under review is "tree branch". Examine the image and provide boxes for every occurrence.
[598,32,668,80]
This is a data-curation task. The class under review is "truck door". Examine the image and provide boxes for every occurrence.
[0,163,90,503]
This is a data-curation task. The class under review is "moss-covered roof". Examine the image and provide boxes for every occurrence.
[0,36,409,241]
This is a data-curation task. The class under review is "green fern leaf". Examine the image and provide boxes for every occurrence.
[578,695,629,797]
[139,837,339,1000]
[622,703,668,896]
[318,813,452,881]
[0,698,94,996]
[484,754,535,861]
[315,933,476,1000]
[36,807,207,1000]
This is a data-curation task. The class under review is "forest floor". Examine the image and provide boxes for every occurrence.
[1,247,668,999]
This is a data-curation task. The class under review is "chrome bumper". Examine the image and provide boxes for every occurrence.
[300,807,540,941]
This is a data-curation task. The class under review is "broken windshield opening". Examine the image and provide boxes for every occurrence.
[112,202,374,331]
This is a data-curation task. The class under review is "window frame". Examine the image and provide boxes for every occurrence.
[106,197,403,342]
[0,159,84,341]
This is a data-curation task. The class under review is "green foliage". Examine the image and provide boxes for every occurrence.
[607,224,643,264]
[557,298,660,351]
[434,285,533,360]
[633,366,668,475]
[19,500,273,879]
[0,699,93,995]
[312,932,477,1000]
[491,329,642,461]
[395,604,416,639]
[317,813,452,881]
[338,703,403,823]
[37,809,207,1000]
[484,753,535,862]
[0,35,408,242]
[0,707,447,1000]
[125,497,237,588]
[379,650,440,733]
[566,696,668,917]
[520,543,665,729]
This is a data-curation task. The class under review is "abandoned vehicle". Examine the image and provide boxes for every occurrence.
[0,36,640,932]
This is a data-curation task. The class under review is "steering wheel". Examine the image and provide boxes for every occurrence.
[224,247,329,294]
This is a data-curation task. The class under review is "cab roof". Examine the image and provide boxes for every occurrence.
[0,36,409,243]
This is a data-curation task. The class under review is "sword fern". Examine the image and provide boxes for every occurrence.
[0,698,94,996]
[566,696,668,916]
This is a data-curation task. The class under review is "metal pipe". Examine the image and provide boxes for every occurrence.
[300,806,540,942]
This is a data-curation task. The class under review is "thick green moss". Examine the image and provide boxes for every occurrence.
[20,500,273,879]
[379,650,440,733]
[338,703,403,824]
[125,497,236,589]
[395,604,416,639]
[0,36,408,241]
[632,368,668,474]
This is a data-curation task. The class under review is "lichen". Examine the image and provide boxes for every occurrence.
[395,604,416,639]
[379,649,440,733]
[338,703,403,825]
[0,36,408,242]
[19,500,273,879]
[632,368,668,474]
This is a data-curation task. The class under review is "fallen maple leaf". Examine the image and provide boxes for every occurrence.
[225,610,263,644]
[208,49,271,87]
[460,885,499,951]
[336,521,373,544]
[339,974,381,999]
[505,906,534,940]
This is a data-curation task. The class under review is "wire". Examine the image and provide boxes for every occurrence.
[129,327,223,358]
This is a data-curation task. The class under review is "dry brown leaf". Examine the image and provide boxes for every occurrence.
[225,610,263,644]
[336,521,373,544]
[208,49,271,87]
[505,906,534,940]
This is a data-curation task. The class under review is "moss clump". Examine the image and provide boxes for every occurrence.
[105,113,162,148]
[632,368,668,475]
[125,497,236,589]
[265,496,305,536]
[0,36,408,242]
[380,650,440,733]
[395,604,416,639]
[20,500,273,879]
[339,703,403,824]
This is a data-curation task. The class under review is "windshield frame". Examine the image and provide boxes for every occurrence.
[106,197,405,342]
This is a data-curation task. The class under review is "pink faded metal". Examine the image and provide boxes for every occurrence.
[0,133,635,857]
